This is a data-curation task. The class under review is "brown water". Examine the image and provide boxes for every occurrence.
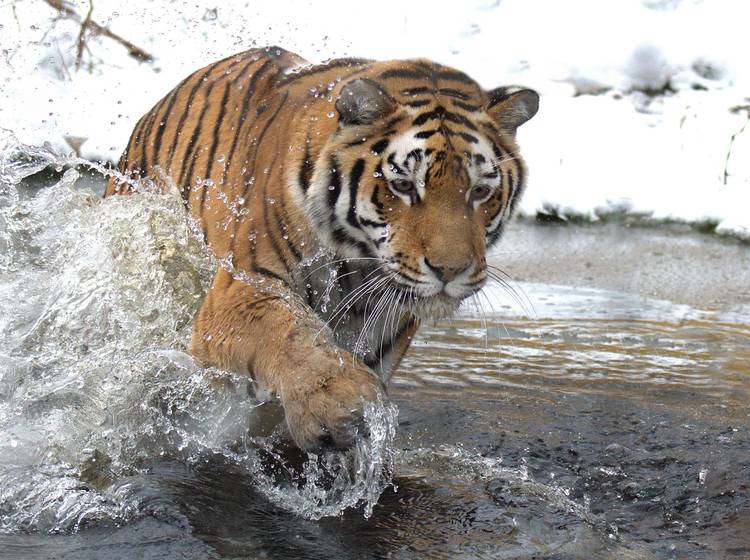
[1,146,749,559]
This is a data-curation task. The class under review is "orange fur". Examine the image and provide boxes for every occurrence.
[106,47,538,451]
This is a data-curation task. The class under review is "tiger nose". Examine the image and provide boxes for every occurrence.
[424,257,472,282]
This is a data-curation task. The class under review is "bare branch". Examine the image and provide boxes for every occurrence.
[75,0,94,70]
[723,103,750,186]
[42,0,155,64]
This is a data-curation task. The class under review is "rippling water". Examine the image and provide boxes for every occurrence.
[1,134,749,559]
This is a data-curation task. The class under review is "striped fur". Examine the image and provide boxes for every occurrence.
[105,47,538,451]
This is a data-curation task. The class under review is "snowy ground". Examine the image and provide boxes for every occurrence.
[2,0,749,238]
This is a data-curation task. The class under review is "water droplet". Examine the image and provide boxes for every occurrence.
[217,154,225,163]
[327,111,335,118]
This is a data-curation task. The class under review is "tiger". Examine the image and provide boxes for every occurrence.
[105,46,538,452]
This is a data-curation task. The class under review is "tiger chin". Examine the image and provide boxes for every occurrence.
[105,46,538,453]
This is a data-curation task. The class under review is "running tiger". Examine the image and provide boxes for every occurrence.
[105,47,539,452]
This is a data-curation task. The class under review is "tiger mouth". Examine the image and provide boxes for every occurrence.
[389,271,486,301]
[388,276,483,317]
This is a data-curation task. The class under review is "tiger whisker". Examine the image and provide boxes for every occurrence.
[325,266,391,331]
[486,264,536,318]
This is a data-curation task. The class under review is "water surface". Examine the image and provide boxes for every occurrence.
[1,140,748,559]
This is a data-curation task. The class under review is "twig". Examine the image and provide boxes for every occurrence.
[12,2,22,32]
[55,39,72,81]
[75,0,94,70]
[42,0,154,63]
[723,104,750,186]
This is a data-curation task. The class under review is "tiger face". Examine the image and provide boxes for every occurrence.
[307,70,538,319]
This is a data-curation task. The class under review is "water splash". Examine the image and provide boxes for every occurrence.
[0,133,398,533]
[399,445,618,538]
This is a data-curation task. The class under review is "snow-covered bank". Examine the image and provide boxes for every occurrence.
[1,0,749,238]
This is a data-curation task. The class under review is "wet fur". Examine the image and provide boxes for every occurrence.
[105,47,538,451]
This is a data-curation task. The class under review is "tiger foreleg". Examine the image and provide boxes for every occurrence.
[189,268,384,452]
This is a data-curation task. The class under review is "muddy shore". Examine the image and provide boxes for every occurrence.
[495,220,750,312]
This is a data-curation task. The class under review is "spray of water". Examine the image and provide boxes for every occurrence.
[0,130,398,533]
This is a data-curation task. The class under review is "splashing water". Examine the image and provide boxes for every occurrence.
[0,131,398,533]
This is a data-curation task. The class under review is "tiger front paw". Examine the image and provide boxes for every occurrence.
[280,357,385,453]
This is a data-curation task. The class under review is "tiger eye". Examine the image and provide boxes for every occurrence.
[470,184,492,201]
[391,179,415,194]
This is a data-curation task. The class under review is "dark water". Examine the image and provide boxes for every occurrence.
[1,146,749,559]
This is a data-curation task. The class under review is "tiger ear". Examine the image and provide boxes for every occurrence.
[336,78,395,125]
[486,87,539,134]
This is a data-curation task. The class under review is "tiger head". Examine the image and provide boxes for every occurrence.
[305,61,538,319]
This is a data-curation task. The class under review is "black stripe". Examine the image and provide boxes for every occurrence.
[413,107,478,131]
[347,159,365,229]
[405,149,423,163]
[452,99,482,112]
[123,117,147,174]
[371,139,389,154]
[405,99,431,108]
[262,154,294,271]
[166,65,217,174]
[487,182,506,226]
[241,92,289,201]
[445,128,478,144]
[380,68,429,81]
[386,153,406,175]
[277,58,370,86]
[367,317,416,367]
[276,207,302,261]
[385,116,405,129]
[436,69,474,84]
[200,80,232,211]
[359,217,386,228]
[229,83,287,251]
[137,102,164,177]
[345,136,368,147]
[413,110,438,126]
[222,59,275,186]
[437,88,469,100]
[252,265,287,283]
[276,168,303,261]
[401,87,432,96]
[149,93,180,167]
[179,80,217,191]
[370,183,384,211]
[298,139,314,193]
[443,110,478,131]
[147,73,194,172]
[331,228,372,257]
[507,163,525,218]
[414,129,438,139]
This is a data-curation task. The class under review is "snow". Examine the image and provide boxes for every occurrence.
[1,0,749,238]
